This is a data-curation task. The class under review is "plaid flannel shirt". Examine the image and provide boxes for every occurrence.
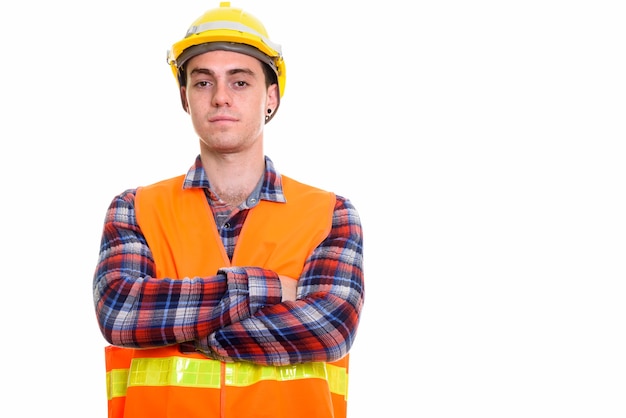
[93,156,364,366]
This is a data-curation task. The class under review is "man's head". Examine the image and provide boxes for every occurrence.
[167,2,285,123]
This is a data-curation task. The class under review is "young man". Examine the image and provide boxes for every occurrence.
[93,3,364,418]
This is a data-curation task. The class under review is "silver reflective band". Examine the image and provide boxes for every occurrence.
[186,20,282,56]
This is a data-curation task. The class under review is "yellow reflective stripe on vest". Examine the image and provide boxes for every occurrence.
[107,369,130,401]
[130,356,222,388]
[222,359,329,386]
[326,363,348,398]
[106,357,348,400]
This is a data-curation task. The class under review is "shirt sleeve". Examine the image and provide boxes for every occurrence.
[196,196,365,365]
[93,189,282,348]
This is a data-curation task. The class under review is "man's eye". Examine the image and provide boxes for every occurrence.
[234,81,248,87]
[197,81,210,87]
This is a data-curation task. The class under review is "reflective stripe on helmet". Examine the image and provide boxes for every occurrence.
[185,20,282,57]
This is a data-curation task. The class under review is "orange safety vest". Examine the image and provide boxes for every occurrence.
[104,174,350,418]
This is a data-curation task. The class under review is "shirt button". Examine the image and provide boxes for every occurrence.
[224,222,231,229]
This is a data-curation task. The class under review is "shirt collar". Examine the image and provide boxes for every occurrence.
[182,155,286,203]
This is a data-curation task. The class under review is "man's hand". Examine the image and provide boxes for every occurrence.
[278,275,297,302]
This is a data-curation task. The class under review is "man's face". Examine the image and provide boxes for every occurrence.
[181,49,278,154]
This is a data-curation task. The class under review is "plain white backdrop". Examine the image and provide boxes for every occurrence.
[1,1,625,416]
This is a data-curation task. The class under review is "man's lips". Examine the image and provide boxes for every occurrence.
[209,115,238,122]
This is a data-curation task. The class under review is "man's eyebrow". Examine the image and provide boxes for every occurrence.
[228,68,255,77]
[189,67,215,77]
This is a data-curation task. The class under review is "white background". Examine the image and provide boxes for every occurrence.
[1,1,625,417]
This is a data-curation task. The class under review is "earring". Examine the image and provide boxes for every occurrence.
[265,108,272,122]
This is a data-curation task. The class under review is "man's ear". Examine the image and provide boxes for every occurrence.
[267,83,279,109]
[180,86,189,113]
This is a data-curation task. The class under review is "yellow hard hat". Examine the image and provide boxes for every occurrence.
[167,2,286,121]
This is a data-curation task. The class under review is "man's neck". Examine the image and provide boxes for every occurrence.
[200,150,265,207]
